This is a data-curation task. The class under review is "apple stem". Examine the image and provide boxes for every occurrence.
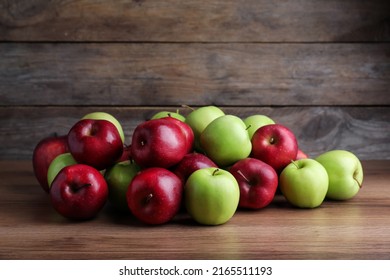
[181,104,195,111]
[212,168,219,176]
[237,170,250,183]
[290,159,299,169]
[145,193,153,204]
[72,183,91,192]
[89,124,99,136]
[246,125,251,131]
[353,176,363,189]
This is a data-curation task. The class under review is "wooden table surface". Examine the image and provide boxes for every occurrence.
[0,160,389,260]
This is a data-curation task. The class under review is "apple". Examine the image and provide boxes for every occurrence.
[243,114,275,140]
[279,159,329,208]
[251,124,298,173]
[296,149,309,160]
[104,160,141,212]
[50,164,108,220]
[130,118,188,168]
[117,144,133,163]
[161,116,194,153]
[200,115,252,167]
[151,110,186,122]
[32,134,69,193]
[67,119,123,170]
[315,150,363,200]
[47,153,77,188]
[126,167,183,224]
[82,111,125,144]
[185,106,225,151]
[172,152,218,184]
[185,167,240,225]
[229,158,278,209]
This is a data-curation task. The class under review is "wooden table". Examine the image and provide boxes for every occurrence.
[0,160,389,260]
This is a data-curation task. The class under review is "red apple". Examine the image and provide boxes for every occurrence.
[127,167,183,225]
[296,149,309,160]
[251,124,298,173]
[117,144,133,163]
[230,158,278,209]
[172,152,217,184]
[50,164,108,220]
[32,134,69,193]
[67,119,123,170]
[161,116,194,153]
[130,118,188,168]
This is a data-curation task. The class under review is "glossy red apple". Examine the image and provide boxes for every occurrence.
[296,149,309,160]
[251,124,298,173]
[32,134,69,193]
[130,118,188,168]
[50,164,108,220]
[230,158,278,209]
[117,144,133,163]
[172,152,217,184]
[127,167,183,225]
[161,116,194,153]
[67,119,123,170]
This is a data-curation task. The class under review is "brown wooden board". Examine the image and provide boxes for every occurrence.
[1,0,389,42]
[1,43,389,106]
[1,1,389,162]
[0,160,389,259]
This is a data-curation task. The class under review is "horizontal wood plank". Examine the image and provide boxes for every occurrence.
[1,43,389,106]
[0,106,389,160]
[0,160,389,259]
[0,0,389,42]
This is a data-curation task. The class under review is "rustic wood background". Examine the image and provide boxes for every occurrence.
[0,0,389,160]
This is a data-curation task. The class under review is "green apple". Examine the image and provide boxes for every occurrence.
[185,167,240,225]
[185,106,225,151]
[104,160,141,211]
[200,115,252,167]
[151,110,186,122]
[47,153,77,187]
[82,112,125,144]
[243,114,275,139]
[315,150,363,200]
[279,159,329,208]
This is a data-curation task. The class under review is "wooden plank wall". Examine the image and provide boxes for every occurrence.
[0,0,389,160]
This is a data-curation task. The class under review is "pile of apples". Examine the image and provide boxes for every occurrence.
[32,106,364,225]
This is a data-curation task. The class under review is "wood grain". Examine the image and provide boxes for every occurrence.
[0,160,389,260]
[1,2,389,163]
[1,43,389,106]
[1,106,389,160]
[0,0,389,42]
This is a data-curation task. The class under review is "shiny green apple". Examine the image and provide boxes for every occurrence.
[47,153,77,187]
[104,160,141,212]
[279,159,329,208]
[315,150,363,200]
[185,167,240,225]
[151,110,185,122]
[200,115,252,167]
[185,106,225,151]
[243,114,275,139]
[82,112,125,144]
